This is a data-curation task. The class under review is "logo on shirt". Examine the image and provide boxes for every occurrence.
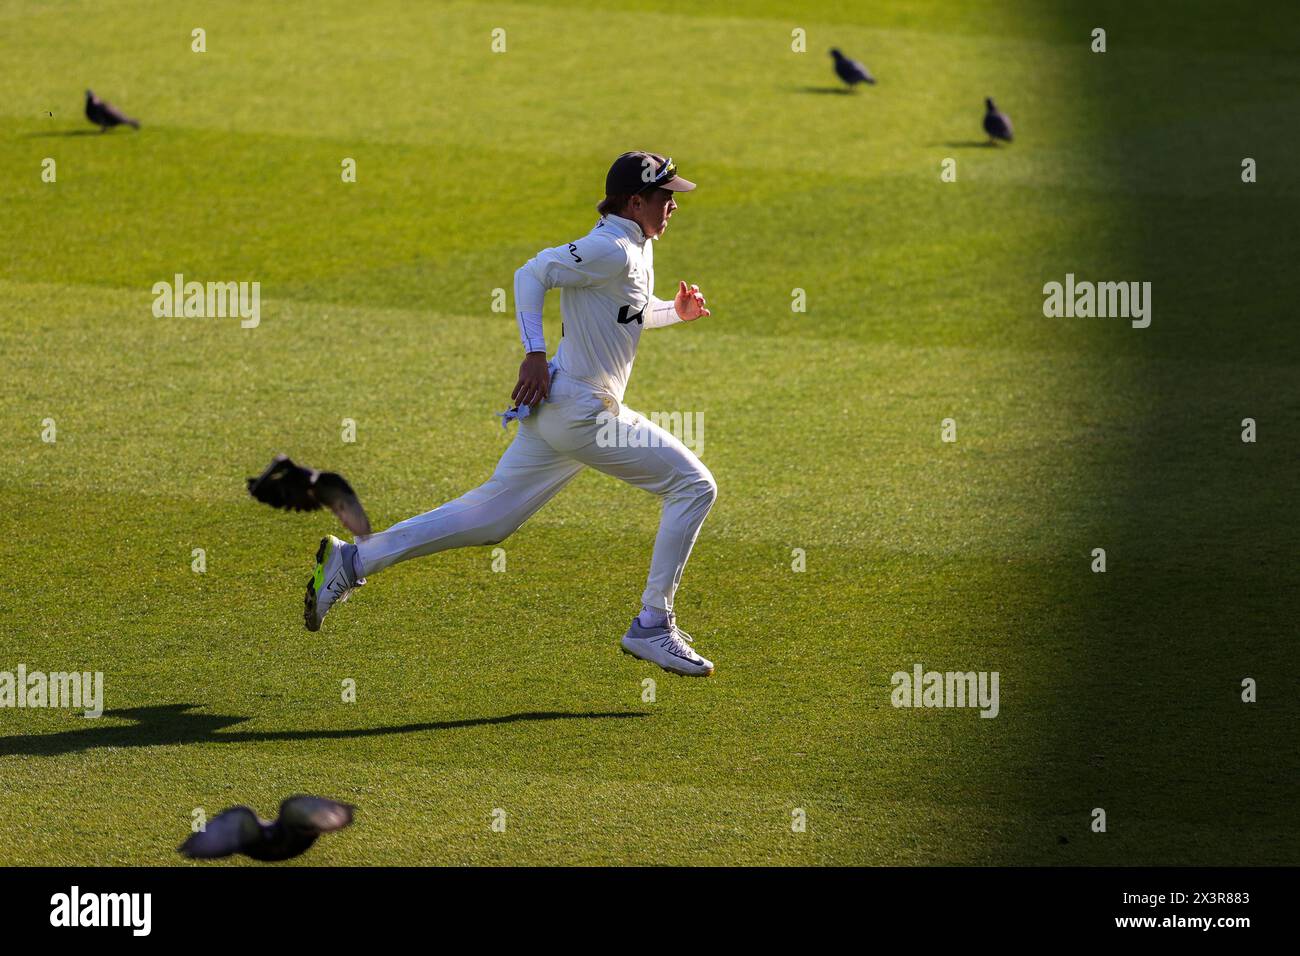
[617,304,645,325]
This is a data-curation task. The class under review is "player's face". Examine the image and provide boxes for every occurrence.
[633,188,677,238]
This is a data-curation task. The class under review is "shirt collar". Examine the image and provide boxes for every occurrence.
[601,213,647,244]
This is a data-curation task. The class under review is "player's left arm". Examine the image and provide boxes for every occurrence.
[645,280,711,328]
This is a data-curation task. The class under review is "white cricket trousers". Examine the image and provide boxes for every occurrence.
[353,372,717,612]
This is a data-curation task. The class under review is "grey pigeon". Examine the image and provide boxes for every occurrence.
[84,89,139,131]
[247,454,372,536]
[178,796,355,861]
[983,97,1013,143]
[830,48,875,86]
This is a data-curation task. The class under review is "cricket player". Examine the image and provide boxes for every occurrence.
[304,152,718,677]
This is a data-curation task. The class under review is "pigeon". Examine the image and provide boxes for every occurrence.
[178,795,355,862]
[84,90,139,131]
[983,97,1013,144]
[830,48,876,87]
[246,454,372,536]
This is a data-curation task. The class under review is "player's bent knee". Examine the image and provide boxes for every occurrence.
[702,472,718,505]
[659,461,717,510]
[479,518,522,546]
[690,467,718,509]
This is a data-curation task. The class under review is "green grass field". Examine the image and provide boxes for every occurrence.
[1,0,1297,865]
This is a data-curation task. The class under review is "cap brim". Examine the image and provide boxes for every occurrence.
[660,176,696,192]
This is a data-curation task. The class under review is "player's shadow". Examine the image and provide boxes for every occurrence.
[795,86,856,94]
[934,141,998,148]
[0,703,645,758]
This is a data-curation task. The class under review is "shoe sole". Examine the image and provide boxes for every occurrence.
[303,536,329,632]
[620,644,714,678]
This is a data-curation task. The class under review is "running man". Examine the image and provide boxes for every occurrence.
[304,151,719,677]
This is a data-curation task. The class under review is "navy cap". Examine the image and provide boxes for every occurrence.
[605,151,696,195]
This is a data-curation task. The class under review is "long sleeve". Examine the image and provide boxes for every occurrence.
[513,235,629,353]
[643,295,681,329]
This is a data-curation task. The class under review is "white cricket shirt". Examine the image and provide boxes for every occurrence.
[513,213,680,401]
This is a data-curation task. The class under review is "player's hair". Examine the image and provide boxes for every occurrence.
[598,186,669,216]
[597,194,632,216]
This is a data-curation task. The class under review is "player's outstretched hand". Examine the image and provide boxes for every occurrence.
[674,280,711,321]
[512,351,551,408]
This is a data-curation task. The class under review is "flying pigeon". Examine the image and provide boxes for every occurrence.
[246,454,372,536]
[84,90,139,131]
[178,795,356,862]
[830,48,876,87]
[983,97,1013,144]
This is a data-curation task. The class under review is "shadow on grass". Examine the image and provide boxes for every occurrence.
[795,86,857,95]
[23,128,139,137]
[0,703,646,757]
[933,140,1000,148]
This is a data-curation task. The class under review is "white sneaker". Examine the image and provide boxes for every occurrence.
[304,535,363,632]
[620,613,714,677]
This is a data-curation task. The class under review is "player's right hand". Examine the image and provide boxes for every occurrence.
[512,352,551,408]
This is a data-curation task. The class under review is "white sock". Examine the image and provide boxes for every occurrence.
[638,606,668,628]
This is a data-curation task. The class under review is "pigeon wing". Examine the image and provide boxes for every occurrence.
[101,100,136,126]
[312,471,372,536]
[247,455,322,513]
[278,795,356,835]
[985,112,1013,140]
[177,806,263,858]
[849,59,875,83]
